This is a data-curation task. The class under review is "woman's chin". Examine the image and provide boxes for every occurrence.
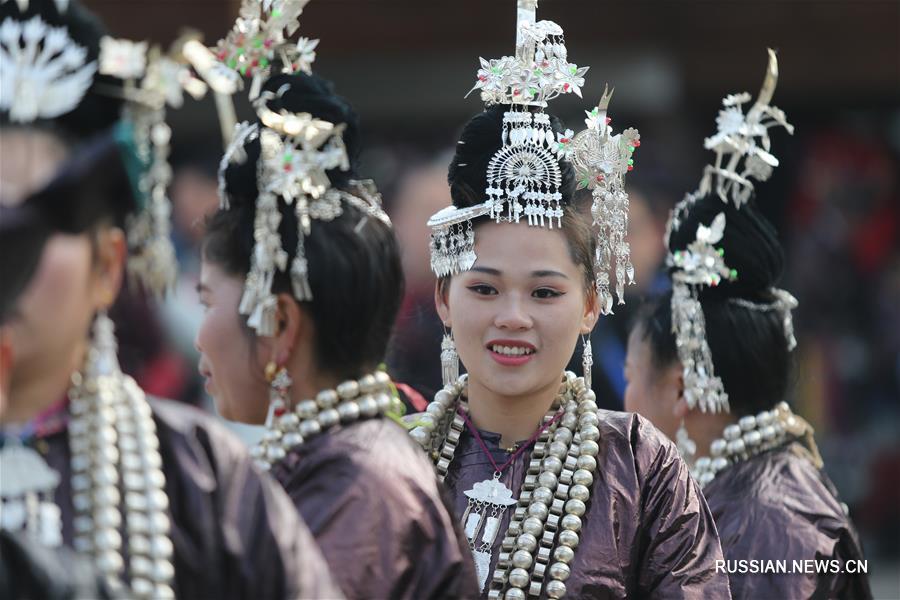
[478,365,559,399]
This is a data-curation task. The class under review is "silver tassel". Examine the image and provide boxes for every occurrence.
[582,336,593,389]
[441,332,459,387]
[676,419,697,464]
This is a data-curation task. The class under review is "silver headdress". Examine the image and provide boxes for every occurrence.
[473,2,586,228]
[0,4,205,297]
[668,49,794,239]
[428,0,582,276]
[98,35,209,296]
[429,0,638,294]
[183,0,317,147]
[212,0,314,100]
[0,15,96,122]
[215,5,391,337]
[665,50,797,414]
[568,87,640,314]
[667,213,736,413]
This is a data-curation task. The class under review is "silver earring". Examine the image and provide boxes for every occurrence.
[87,310,121,378]
[581,334,593,389]
[264,363,293,430]
[676,419,696,464]
[440,327,459,387]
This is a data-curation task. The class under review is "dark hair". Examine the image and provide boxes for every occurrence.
[203,72,404,380]
[445,105,595,289]
[0,0,123,143]
[635,195,793,415]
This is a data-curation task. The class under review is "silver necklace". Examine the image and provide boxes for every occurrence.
[0,312,174,598]
[411,371,600,599]
[251,370,396,470]
[691,401,816,488]
[68,312,175,598]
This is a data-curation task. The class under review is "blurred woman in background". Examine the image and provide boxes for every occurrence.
[197,69,475,598]
[0,1,337,596]
[624,52,871,599]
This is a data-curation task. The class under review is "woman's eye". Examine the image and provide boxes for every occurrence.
[532,288,563,299]
[467,284,498,296]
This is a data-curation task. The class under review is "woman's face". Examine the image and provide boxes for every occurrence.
[1,129,119,406]
[623,325,680,440]
[195,261,270,423]
[437,220,597,399]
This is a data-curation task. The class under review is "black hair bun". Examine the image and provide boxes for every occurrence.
[447,105,575,209]
[0,0,123,141]
[667,193,785,301]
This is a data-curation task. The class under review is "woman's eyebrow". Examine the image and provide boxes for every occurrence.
[531,269,569,279]
[470,266,501,276]
[196,282,210,295]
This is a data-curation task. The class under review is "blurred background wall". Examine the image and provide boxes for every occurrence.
[84,0,899,594]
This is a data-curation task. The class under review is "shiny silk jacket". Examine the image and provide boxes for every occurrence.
[34,398,340,598]
[270,418,478,599]
[704,443,872,599]
[444,410,732,599]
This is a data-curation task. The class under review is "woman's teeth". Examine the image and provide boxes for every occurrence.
[491,345,534,356]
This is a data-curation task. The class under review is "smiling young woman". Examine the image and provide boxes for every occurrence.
[412,103,730,599]
[407,6,735,578]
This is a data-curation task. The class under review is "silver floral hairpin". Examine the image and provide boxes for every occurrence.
[567,86,640,314]
[668,49,793,240]
[0,16,97,123]
[212,0,314,100]
[667,213,736,413]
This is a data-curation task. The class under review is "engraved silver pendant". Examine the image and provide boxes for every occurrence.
[461,473,517,591]
[0,442,62,547]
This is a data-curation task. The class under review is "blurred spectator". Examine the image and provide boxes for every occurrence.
[387,155,454,398]
[782,126,900,563]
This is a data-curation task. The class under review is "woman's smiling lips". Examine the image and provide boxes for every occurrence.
[486,339,537,366]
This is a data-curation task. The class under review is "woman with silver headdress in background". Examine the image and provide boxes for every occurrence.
[193,1,476,597]
[624,50,872,599]
[0,1,339,597]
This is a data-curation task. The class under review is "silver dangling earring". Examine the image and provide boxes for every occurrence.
[581,334,593,389]
[263,362,293,430]
[440,326,459,387]
[88,309,122,378]
[676,419,697,464]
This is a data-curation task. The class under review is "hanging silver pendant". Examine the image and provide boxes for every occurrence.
[461,473,517,592]
[0,442,62,547]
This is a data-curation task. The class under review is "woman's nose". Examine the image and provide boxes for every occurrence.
[494,296,532,330]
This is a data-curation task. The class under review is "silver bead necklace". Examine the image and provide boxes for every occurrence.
[691,401,813,488]
[68,313,175,598]
[410,371,601,599]
[252,370,395,470]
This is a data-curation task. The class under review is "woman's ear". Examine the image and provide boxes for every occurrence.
[271,292,303,366]
[434,278,451,327]
[579,289,600,334]
[671,368,688,419]
[91,227,126,310]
